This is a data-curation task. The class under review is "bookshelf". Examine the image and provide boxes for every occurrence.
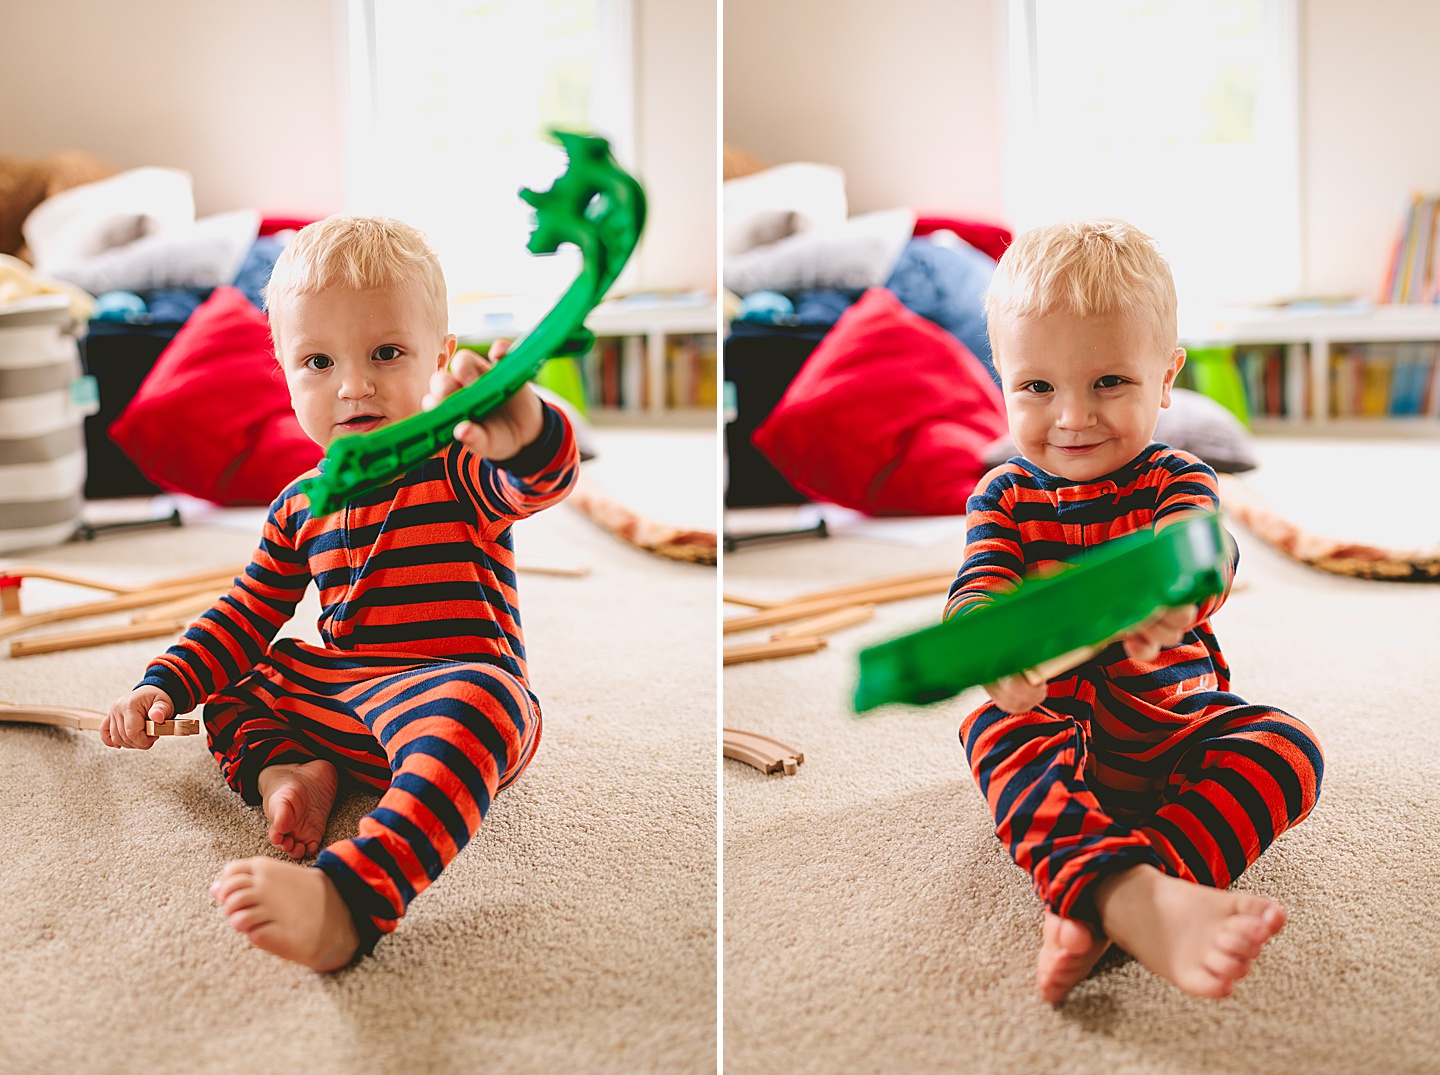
[454,294,718,427]
[582,296,718,426]
[1193,306,1440,436]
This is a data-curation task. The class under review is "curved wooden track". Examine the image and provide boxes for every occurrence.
[0,704,199,736]
[723,728,804,776]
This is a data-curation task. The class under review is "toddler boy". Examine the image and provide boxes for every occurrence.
[103,216,579,971]
[947,219,1323,1004]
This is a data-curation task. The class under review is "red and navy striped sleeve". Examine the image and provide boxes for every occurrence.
[138,484,314,712]
[1151,450,1237,623]
[446,402,580,538]
[945,466,1026,620]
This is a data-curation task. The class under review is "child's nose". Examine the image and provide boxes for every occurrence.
[338,371,376,399]
[1055,395,1095,429]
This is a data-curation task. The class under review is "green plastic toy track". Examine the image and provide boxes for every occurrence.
[300,131,646,516]
[852,513,1234,713]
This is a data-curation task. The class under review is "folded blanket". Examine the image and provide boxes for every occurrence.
[723,162,849,256]
[724,208,916,296]
[23,167,195,275]
[50,209,260,296]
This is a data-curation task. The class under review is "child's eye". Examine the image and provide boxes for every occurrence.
[304,354,333,371]
[374,345,403,362]
[1095,375,1127,389]
[1022,380,1053,394]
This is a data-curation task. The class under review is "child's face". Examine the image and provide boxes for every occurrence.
[991,309,1184,482]
[272,283,456,448]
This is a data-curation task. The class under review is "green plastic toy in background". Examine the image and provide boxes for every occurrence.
[300,130,646,516]
[852,513,1234,714]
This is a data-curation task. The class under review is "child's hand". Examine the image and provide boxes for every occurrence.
[423,339,545,460]
[1121,603,1198,661]
[101,686,174,749]
[984,675,1049,714]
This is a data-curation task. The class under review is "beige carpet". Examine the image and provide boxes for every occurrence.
[722,438,1440,1075]
[0,429,717,1075]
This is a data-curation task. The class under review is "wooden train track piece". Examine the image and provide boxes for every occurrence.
[724,570,952,613]
[0,581,233,642]
[132,592,222,624]
[771,603,875,641]
[723,636,826,665]
[0,704,199,736]
[0,563,244,609]
[722,576,949,635]
[9,619,191,657]
[723,728,804,776]
[722,592,778,609]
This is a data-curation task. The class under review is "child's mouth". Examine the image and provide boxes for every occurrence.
[1055,442,1103,455]
[340,414,384,432]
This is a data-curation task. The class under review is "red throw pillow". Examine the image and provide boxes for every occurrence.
[108,286,321,505]
[913,215,1013,263]
[752,287,1006,516]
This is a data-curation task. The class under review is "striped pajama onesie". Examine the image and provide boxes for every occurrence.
[140,402,579,954]
[947,444,1323,928]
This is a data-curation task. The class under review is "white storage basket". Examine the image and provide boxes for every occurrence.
[0,295,94,552]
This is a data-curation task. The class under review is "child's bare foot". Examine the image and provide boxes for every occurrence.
[1095,864,1286,998]
[1036,912,1110,1005]
[257,759,338,860]
[210,857,359,972]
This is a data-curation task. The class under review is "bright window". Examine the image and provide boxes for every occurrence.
[344,0,634,310]
[1002,0,1300,323]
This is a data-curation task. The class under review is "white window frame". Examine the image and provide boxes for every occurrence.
[996,0,1302,326]
[335,0,637,321]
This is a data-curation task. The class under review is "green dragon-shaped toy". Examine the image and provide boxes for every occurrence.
[300,130,646,516]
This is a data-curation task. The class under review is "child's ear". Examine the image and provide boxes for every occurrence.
[1159,347,1185,408]
[438,334,457,371]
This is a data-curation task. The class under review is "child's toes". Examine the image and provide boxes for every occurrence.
[226,906,273,933]
[1215,923,1265,961]
[1203,947,1251,984]
[211,865,253,902]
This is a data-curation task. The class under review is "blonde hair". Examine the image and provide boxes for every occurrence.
[987,218,1177,354]
[263,215,448,336]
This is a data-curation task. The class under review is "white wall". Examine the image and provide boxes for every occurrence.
[723,0,1440,302]
[723,0,1003,220]
[1300,0,1440,298]
[0,0,716,293]
[0,0,344,218]
[635,0,717,292]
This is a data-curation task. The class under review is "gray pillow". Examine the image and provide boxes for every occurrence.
[982,388,1258,474]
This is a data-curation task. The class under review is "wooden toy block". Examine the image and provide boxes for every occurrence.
[147,718,200,736]
[0,576,20,615]
[0,704,199,737]
[723,728,804,776]
[771,603,876,641]
[723,636,826,665]
[9,619,190,657]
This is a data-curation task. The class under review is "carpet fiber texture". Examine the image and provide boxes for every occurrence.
[0,434,717,1075]
[723,438,1440,1075]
